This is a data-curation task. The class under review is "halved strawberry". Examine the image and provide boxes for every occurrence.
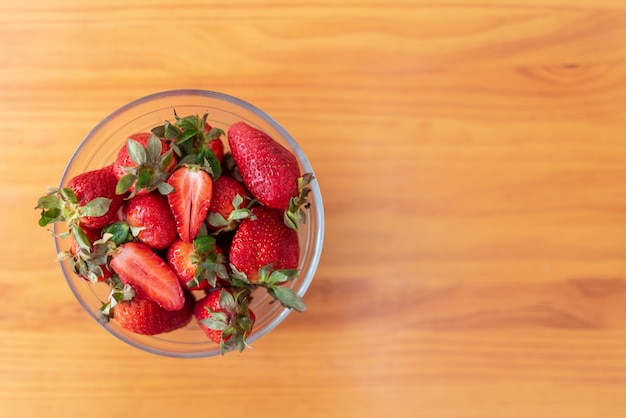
[167,165,213,242]
[109,242,184,311]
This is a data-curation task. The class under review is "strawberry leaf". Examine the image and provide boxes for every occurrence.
[98,275,135,323]
[79,197,112,218]
[200,311,228,331]
[283,172,315,231]
[208,212,229,228]
[266,269,299,285]
[157,181,174,195]
[71,225,91,252]
[267,285,307,312]
[146,134,163,162]
[116,174,137,195]
[59,187,79,204]
[200,149,221,181]
[219,289,237,316]
[102,222,132,245]
[136,167,151,189]
[126,139,147,166]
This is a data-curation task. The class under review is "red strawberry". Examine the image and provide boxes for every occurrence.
[123,192,178,250]
[109,242,184,311]
[113,132,178,197]
[166,236,229,291]
[194,288,255,354]
[167,165,213,242]
[206,175,252,232]
[66,164,126,230]
[229,205,299,282]
[227,121,300,210]
[205,123,224,163]
[113,292,194,335]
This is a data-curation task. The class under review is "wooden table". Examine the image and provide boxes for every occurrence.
[3,1,626,416]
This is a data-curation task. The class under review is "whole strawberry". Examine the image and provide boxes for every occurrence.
[228,205,306,312]
[229,205,299,282]
[166,236,229,291]
[123,192,178,250]
[113,292,195,335]
[65,165,126,229]
[227,121,300,210]
[194,288,255,354]
[113,132,177,197]
[36,164,126,253]
[206,175,252,232]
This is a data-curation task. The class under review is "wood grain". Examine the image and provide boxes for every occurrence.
[3,0,626,417]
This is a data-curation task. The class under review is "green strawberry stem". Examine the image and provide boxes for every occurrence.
[284,172,314,232]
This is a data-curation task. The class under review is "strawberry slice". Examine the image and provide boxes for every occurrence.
[109,242,184,311]
[167,166,213,242]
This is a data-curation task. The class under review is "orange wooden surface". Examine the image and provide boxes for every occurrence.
[3,1,626,417]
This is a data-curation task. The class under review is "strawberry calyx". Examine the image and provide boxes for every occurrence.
[37,187,112,232]
[58,232,118,283]
[98,275,136,323]
[207,193,255,232]
[187,235,229,289]
[284,172,315,232]
[229,263,307,313]
[200,288,255,355]
[115,134,175,198]
[36,187,112,251]
[153,111,223,180]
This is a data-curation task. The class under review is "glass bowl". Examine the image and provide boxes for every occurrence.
[53,89,324,358]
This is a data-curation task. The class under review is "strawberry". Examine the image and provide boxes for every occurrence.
[167,165,213,242]
[65,165,127,230]
[194,288,255,354]
[229,205,299,282]
[113,132,177,197]
[229,205,307,312]
[166,236,229,291]
[206,175,252,232]
[112,292,194,335]
[227,121,300,210]
[37,164,125,256]
[123,192,178,250]
[109,242,184,311]
[205,123,224,163]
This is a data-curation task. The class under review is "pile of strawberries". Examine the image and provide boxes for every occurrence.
[36,112,313,354]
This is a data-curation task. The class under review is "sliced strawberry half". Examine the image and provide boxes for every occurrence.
[109,242,184,311]
[167,165,213,242]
